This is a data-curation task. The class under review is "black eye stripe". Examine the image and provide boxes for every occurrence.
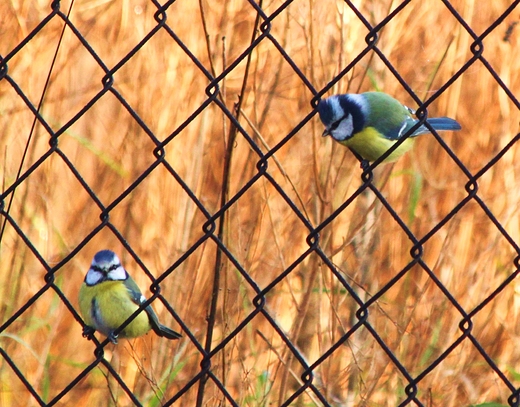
[330,114,348,131]
[91,264,120,273]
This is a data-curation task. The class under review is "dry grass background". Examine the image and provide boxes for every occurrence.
[0,0,519,406]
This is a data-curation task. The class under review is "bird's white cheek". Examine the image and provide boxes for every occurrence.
[332,115,354,141]
[108,265,127,281]
[85,270,103,285]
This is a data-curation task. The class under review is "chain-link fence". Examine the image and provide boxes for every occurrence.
[1,0,520,406]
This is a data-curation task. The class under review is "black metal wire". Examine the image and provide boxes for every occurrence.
[1,0,519,406]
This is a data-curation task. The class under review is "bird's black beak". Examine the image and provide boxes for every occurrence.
[322,129,330,137]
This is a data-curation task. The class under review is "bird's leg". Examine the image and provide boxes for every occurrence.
[107,331,119,344]
[360,159,370,170]
[82,325,95,339]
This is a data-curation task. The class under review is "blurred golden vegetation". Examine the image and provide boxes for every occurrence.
[0,0,519,406]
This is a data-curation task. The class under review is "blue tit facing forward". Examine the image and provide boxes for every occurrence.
[79,250,181,344]
[318,91,461,162]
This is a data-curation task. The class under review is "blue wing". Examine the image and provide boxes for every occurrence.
[123,275,181,340]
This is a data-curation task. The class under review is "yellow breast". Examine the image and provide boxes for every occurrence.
[342,127,415,162]
[79,281,152,339]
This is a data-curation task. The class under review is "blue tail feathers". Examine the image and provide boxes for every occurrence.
[427,117,462,131]
[412,117,461,136]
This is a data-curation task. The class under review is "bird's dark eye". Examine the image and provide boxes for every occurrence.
[109,264,119,271]
[92,266,103,272]
[329,114,348,131]
[329,120,341,131]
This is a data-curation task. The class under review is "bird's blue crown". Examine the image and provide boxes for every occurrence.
[93,250,117,264]
[317,98,336,126]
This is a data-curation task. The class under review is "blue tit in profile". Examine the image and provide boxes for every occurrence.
[318,91,461,162]
[79,250,181,344]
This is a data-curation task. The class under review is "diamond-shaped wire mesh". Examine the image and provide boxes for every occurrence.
[1,0,520,406]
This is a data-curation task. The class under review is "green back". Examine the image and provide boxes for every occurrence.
[364,92,415,140]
